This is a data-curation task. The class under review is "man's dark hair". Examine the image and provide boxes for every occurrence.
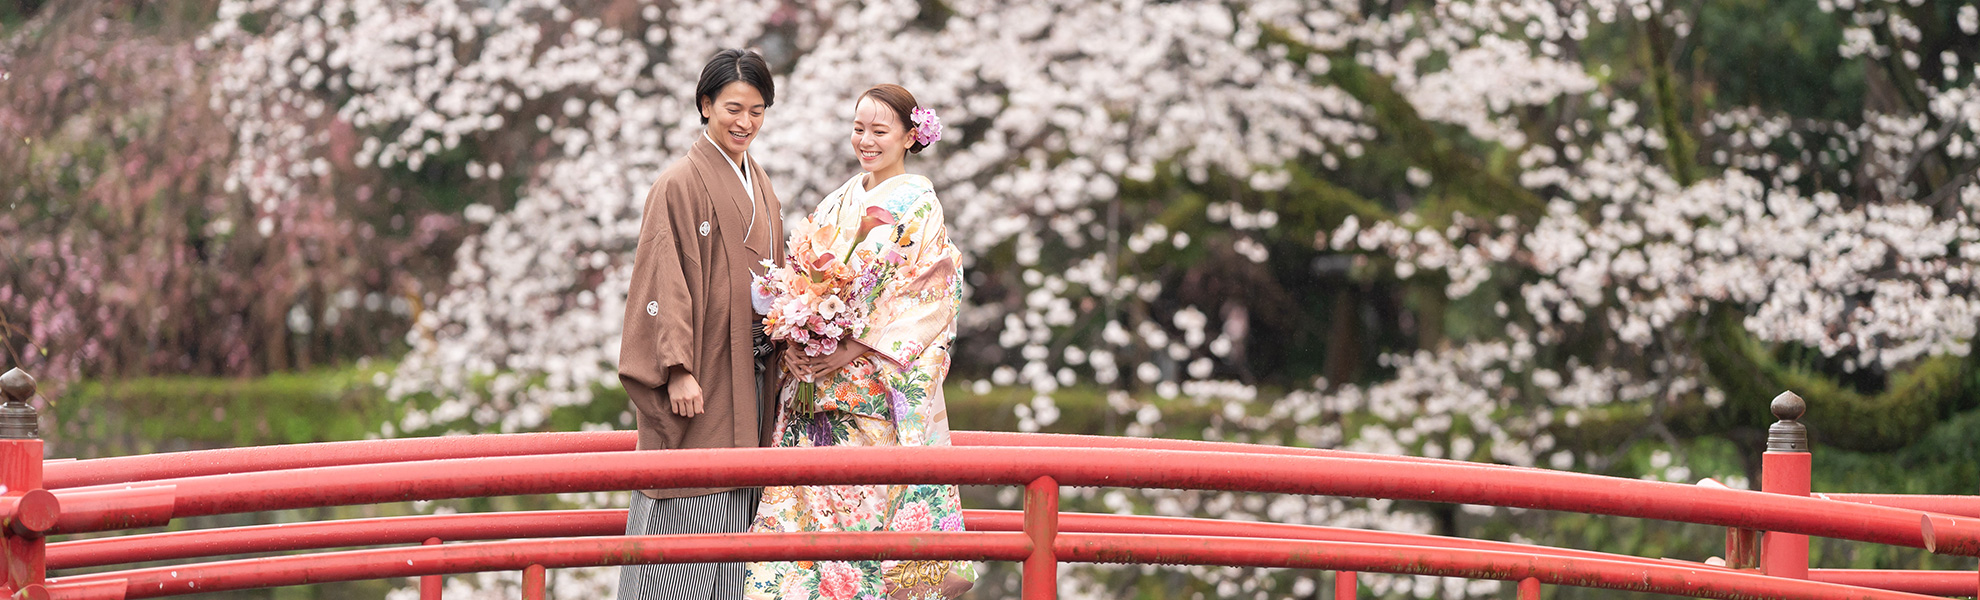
[696,48,775,124]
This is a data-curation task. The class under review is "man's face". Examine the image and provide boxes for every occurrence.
[701,81,766,161]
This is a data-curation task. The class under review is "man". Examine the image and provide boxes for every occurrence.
[618,48,784,600]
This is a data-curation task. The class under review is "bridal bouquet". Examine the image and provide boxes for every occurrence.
[753,205,899,414]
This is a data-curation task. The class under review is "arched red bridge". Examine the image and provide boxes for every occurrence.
[1,368,1976,599]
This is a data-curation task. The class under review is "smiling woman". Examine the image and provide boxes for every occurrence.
[743,85,974,600]
[850,84,937,180]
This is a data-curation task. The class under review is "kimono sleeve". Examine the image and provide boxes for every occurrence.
[855,190,962,367]
[619,176,700,404]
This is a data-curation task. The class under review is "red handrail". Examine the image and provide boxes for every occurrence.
[1825,493,1980,519]
[42,432,633,489]
[41,445,1980,556]
[46,510,628,569]
[48,532,1034,599]
[11,429,1975,600]
[43,531,1948,600]
[50,431,1968,519]
[47,508,1977,596]
[41,430,1543,491]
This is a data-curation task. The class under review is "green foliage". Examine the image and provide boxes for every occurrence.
[51,364,398,459]
[1314,48,1547,223]
[0,0,45,30]
[1687,0,1866,121]
[1701,305,1971,452]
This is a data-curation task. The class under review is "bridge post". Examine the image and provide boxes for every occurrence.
[422,537,443,599]
[1333,571,1355,599]
[1516,576,1540,600]
[1022,475,1059,600]
[0,368,50,600]
[1760,391,1809,579]
[520,563,545,600]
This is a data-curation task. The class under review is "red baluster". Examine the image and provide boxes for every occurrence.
[1022,476,1059,600]
[422,537,443,600]
[1760,391,1810,580]
[0,368,49,599]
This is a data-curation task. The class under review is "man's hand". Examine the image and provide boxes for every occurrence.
[666,367,704,417]
[789,339,872,381]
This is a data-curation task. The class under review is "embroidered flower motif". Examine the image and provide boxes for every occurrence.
[909,106,942,147]
[889,501,932,532]
[808,412,835,446]
[818,561,860,600]
[779,572,814,600]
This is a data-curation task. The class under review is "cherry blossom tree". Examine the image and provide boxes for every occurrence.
[5,0,1971,595]
[1,0,453,397]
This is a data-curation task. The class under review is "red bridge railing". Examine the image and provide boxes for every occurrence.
[1,368,1976,600]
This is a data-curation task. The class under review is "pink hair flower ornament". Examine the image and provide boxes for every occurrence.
[910,106,943,147]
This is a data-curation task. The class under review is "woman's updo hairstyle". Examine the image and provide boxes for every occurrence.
[857,84,929,154]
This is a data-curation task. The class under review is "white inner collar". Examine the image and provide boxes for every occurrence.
[703,132,756,241]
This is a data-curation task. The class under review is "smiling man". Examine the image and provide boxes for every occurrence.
[617,48,784,600]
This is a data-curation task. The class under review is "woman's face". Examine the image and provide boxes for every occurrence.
[700,81,766,161]
[850,96,914,175]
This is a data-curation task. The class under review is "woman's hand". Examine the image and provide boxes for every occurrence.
[789,339,872,381]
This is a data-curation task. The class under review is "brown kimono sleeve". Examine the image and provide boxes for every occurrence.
[619,176,700,422]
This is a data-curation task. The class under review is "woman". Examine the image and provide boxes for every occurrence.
[742,84,975,600]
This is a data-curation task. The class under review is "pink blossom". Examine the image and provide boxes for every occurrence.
[818,561,859,600]
[750,273,778,315]
[889,502,933,531]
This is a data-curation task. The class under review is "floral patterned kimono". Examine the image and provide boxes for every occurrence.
[743,173,975,600]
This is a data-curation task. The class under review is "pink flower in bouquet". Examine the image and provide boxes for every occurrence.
[750,271,777,315]
[817,295,846,320]
[804,222,840,257]
[783,297,815,328]
[788,217,822,247]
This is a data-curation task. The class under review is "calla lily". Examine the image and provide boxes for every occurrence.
[856,206,896,243]
[810,253,838,274]
[807,223,840,253]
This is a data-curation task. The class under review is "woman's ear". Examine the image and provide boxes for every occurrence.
[699,97,711,120]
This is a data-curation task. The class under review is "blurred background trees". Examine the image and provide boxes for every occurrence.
[4,0,1979,597]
